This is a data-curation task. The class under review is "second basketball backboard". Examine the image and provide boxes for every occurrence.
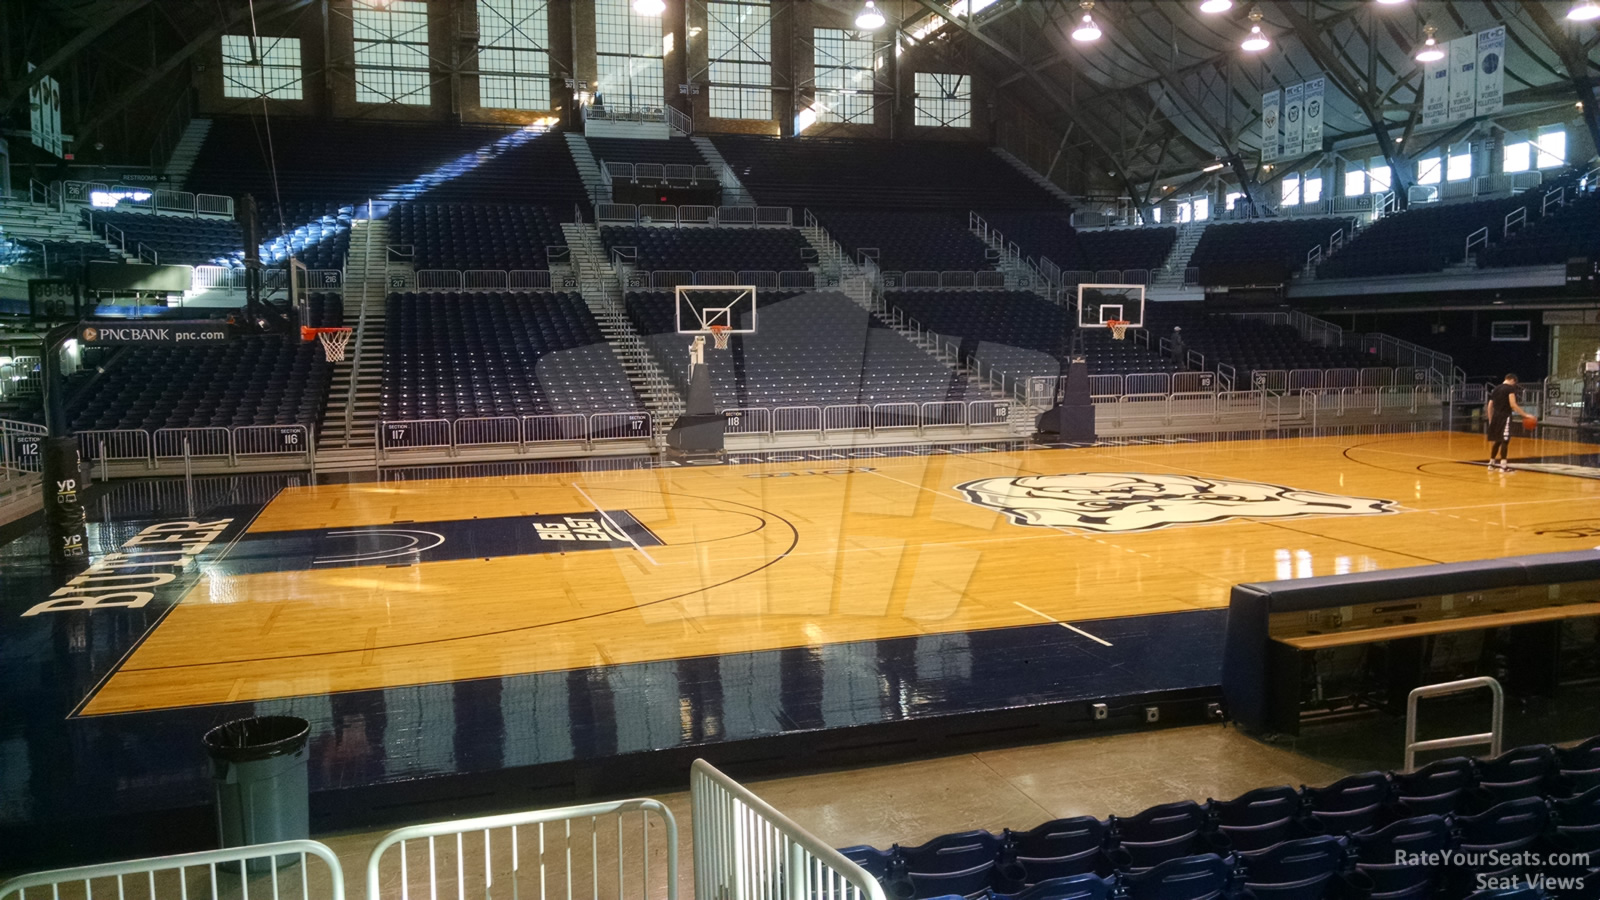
[675,285,758,334]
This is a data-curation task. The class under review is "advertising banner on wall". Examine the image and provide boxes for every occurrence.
[1448,35,1477,123]
[1475,26,1505,117]
[1282,82,1305,157]
[1301,78,1325,150]
[1261,89,1281,162]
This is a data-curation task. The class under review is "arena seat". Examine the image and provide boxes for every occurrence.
[993,873,1117,900]
[390,203,567,271]
[1205,786,1304,853]
[1236,835,1347,900]
[587,136,707,168]
[1117,853,1235,900]
[712,135,1065,211]
[65,333,332,432]
[1478,192,1600,268]
[1189,219,1351,285]
[381,291,641,420]
[997,816,1109,887]
[0,238,121,270]
[1147,305,1371,377]
[1106,802,1222,871]
[599,224,810,271]
[1317,194,1531,280]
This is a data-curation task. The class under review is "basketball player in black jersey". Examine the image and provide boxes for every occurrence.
[1485,373,1528,471]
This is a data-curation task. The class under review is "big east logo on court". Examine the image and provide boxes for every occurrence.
[957,473,1396,533]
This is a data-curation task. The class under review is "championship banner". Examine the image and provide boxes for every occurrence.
[1283,83,1305,157]
[27,63,63,158]
[77,321,229,345]
[1302,78,1325,150]
[1423,49,1450,127]
[1448,35,1477,123]
[1475,26,1505,117]
[1261,89,1281,162]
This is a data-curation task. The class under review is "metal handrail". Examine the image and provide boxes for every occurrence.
[1404,676,1504,772]
[343,200,375,448]
[692,759,885,900]
[1,841,345,900]
[365,798,677,900]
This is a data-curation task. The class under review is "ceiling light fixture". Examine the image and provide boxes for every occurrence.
[1241,9,1270,51]
[1568,0,1600,21]
[856,0,886,29]
[633,0,665,14]
[1072,0,1102,42]
[1204,162,1226,172]
[1414,24,1445,62]
[1375,0,1408,5]
[1199,0,1233,13]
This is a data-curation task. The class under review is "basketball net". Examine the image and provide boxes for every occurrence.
[303,326,353,362]
[709,324,731,350]
[1107,319,1129,341]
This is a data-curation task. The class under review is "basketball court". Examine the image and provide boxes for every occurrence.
[49,429,1600,718]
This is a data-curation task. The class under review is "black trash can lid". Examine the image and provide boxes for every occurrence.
[203,716,310,762]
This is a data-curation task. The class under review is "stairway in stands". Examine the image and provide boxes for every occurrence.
[991,147,1076,208]
[163,119,212,188]
[562,222,683,441]
[690,137,753,207]
[315,217,387,463]
[800,217,1031,434]
[563,133,609,211]
[0,199,135,258]
[1149,222,1208,295]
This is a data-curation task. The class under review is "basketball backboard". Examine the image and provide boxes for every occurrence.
[675,285,758,334]
[1076,284,1146,329]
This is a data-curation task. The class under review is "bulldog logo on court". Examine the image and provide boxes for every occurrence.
[956,473,1396,533]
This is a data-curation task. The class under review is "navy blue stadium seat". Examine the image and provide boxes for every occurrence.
[1237,836,1348,900]
[1108,801,1224,871]
[884,830,1002,900]
[600,225,809,272]
[817,210,994,272]
[1552,784,1600,852]
[1390,757,1477,818]
[390,203,567,271]
[1190,219,1351,285]
[1348,814,1450,900]
[997,817,1108,887]
[1475,745,1560,804]
[1301,773,1392,835]
[1207,786,1307,852]
[992,873,1116,900]
[1118,853,1236,900]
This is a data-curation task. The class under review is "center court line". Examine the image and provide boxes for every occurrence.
[1013,601,1113,646]
[571,482,659,566]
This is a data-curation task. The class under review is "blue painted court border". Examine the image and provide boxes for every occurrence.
[0,458,1224,870]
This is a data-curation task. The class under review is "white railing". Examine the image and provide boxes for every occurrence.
[877,270,1013,290]
[1,841,344,900]
[692,759,885,900]
[378,413,653,456]
[410,270,554,292]
[69,424,313,469]
[593,204,794,227]
[365,799,677,900]
[1,417,47,478]
[1404,677,1503,772]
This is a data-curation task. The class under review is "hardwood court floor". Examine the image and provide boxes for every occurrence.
[82,431,1600,715]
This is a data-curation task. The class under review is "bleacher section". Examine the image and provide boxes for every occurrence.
[1154,306,1372,375]
[65,334,331,431]
[599,225,810,271]
[839,737,1600,900]
[1075,227,1177,277]
[380,291,640,421]
[884,291,1176,383]
[818,211,992,272]
[626,290,977,409]
[712,136,1063,211]
[587,136,706,167]
[83,210,246,267]
[259,202,352,268]
[1479,192,1600,268]
[0,238,120,271]
[391,204,567,271]
[1191,219,1351,285]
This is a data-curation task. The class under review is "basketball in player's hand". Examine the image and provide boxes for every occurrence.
[1522,415,1537,431]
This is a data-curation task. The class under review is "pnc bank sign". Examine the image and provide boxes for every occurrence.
[78,322,229,344]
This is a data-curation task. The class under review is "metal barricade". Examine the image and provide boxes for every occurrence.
[453,416,522,447]
[904,271,940,288]
[509,270,553,290]
[1,841,345,900]
[523,414,589,443]
[636,163,666,182]
[1124,372,1171,396]
[366,800,677,900]
[652,270,694,289]
[679,205,716,224]
[233,424,311,461]
[692,759,884,900]
[1217,390,1265,417]
[737,270,778,288]
[872,402,920,432]
[77,429,152,463]
[1250,370,1288,392]
[1115,393,1169,424]
[1324,368,1359,389]
[154,188,196,214]
[663,164,695,182]
[966,399,1012,428]
[1404,677,1503,772]
[1,418,48,476]
[1172,371,1216,393]
[1340,387,1380,416]
[605,161,634,181]
[755,207,792,226]
[639,204,677,224]
[920,401,965,430]
[1288,369,1324,391]
[597,203,637,223]
[464,270,509,290]
[721,407,771,436]
[1359,367,1395,387]
[377,419,452,453]
[196,193,234,216]
[417,270,464,290]
[696,270,738,285]
[940,271,975,288]
[588,412,652,442]
[975,270,1006,288]
[717,206,756,226]
[1086,374,1123,398]
[824,404,872,434]
[1168,392,1217,419]
[773,406,822,435]
[778,270,815,288]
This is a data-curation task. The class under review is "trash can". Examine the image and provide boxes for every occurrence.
[203,715,310,872]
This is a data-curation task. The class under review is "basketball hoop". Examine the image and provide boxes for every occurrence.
[1107,319,1129,341]
[301,326,353,362]
[709,324,731,350]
